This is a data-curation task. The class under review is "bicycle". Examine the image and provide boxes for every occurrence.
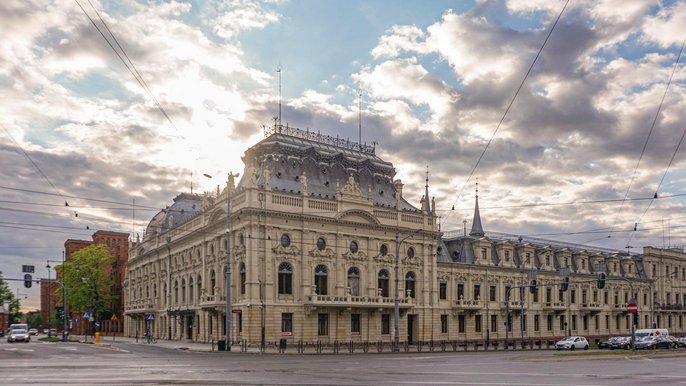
[144,333,157,344]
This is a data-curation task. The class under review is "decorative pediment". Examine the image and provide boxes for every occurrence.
[503,277,515,285]
[471,274,485,283]
[272,244,300,259]
[309,247,336,259]
[336,209,380,225]
[343,250,367,261]
[438,273,450,282]
[455,274,467,282]
[402,255,423,266]
[373,253,394,264]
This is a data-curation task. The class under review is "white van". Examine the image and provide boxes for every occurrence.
[634,328,669,339]
[9,323,28,331]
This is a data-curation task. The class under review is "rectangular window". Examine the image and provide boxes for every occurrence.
[491,315,497,333]
[489,285,496,302]
[616,314,621,330]
[546,288,552,304]
[614,292,619,305]
[318,313,328,336]
[558,289,564,302]
[547,315,553,331]
[594,315,599,330]
[583,315,588,330]
[605,315,609,330]
[534,315,540,332]
[473,284,481,301]
[570,289,576,304]
[481,248,487,260]
[441,315,448,334]
[582,290,587,304]
[505,286,512,301]
[643,292,648,306]
[572,315,577,331]
[381,314,390,335]
[281,313,292,335]
[522,314,527,331]
[439,282,447,300]
[351,314,361,334]
[560,315,566,331]
[533,289,539,303]
[504,250,510,261]
[475,315,482,333]
[458,315,465,333]
[604,291,609,305]
[457,284,464,300]
[593,290,598,303]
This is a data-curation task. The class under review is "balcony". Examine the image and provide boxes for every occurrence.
[304,294,413,309]
[612,303,627,313]
[452,298,482,313]
[542,301,566,312]
[200,294,226,309]
[656,303,685,312]
[580,302,602,313]
[125,299,157,314]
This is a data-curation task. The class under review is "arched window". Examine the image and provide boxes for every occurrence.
[197,275,202,302]
[240,263,246,295]
[210,244,215,256]
[278,262,293,294]
[174,280,179,304]
[378,269,389,297]
[348,267,360,296]
[405,272,416,299]
[153,284,157,298]
[210,270,216,295]
[163,283,167,306]
[189,277,194,304]
[146,285,149,298]
[314,265,328,295]
[407,247,415,259]
[181,279,186,302]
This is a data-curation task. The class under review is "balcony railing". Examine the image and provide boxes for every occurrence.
[305,294,413,308]
[656,303,685,311]
[542,301,566,311]
[580,302,602,312]
[454,299,482,309]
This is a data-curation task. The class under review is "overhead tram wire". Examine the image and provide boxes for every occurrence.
[445,0,571,224]
[607,37,686,242]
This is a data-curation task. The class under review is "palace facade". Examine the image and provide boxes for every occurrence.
[124,126,686,346]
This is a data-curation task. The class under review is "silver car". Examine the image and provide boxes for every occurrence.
[7,329,30,343]
[555,336,589,351]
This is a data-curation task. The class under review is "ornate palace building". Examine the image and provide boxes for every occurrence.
[124,125,686,346]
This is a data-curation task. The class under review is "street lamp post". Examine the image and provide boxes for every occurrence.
[48,257,68,342]
[46,263,51,338]
[394,229,421,351]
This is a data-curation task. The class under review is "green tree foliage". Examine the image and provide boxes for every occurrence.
[59,245,115,321]
[0,272,21,325]
[27,313,42,329]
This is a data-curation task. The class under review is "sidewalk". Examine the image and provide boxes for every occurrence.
[71,334,222,352]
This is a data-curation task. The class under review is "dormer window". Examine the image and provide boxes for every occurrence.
[504,250,510,261]
[545,256,550,266]
[581,259,586,270]
[481,248,487,260]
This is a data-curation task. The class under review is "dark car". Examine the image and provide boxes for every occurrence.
[634,336,673,350]
[610,336,632,350]
[598,337,618,349]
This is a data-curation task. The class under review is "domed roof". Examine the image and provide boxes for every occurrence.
[144,193,202,239]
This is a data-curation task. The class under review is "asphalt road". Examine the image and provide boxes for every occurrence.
[2,338,686,385]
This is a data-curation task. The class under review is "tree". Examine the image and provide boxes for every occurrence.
[59,245,115,322]
[27,313,42,329]
[0,272,20,326]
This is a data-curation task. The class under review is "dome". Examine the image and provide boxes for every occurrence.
[144,193,202,239]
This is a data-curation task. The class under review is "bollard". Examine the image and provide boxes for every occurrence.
[95,332,100,345]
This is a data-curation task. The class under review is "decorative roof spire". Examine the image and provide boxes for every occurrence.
[469,179,485,237]
[424,166,431,214]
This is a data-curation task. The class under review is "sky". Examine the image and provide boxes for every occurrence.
[1,0,686,310]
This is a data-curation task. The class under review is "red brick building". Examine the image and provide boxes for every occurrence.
[61,230,129,335]
[39,279,60,330]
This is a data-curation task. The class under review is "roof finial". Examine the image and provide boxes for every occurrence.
[424,165,431,214]
[469,178,485,237]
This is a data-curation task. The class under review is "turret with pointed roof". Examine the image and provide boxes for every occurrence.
[469,181,485,237]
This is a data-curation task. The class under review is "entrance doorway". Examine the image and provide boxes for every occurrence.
[186,315,193,340]
[407,314,416,345]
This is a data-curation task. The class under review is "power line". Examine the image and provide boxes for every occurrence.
[608,37,686,241]
[446,0,570,223]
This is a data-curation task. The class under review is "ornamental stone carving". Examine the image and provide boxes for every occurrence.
[373,253,394,264]
[341,173,362,195]
[402,255,423,266]
[272,244,300,259]
[343,249,367,261]
[308,246,335,259]
[233,244,246,261]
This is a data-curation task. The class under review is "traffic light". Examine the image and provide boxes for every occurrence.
[506,313,512,327]
[529,279,537,294]
[55,306,64,320]
[24,274,32,288]
[632,312,639,326]
[597,272,606,289]
[560,276,570,292]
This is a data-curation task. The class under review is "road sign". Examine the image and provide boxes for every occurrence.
[627,303,638,313]
[95,322,100,327]
[22,265,35,273]
[111,314,118,321]
[146,314,155,321]
[83,311,91,319]
[88,316,94,322]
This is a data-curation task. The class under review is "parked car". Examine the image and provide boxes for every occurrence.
[677,337,686,348]
[556,336,589,351]
[28,328,38,336]
[7,329,30,343]
[610,336,632,350]
[634,336,673,350]
[598,337,619,349]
